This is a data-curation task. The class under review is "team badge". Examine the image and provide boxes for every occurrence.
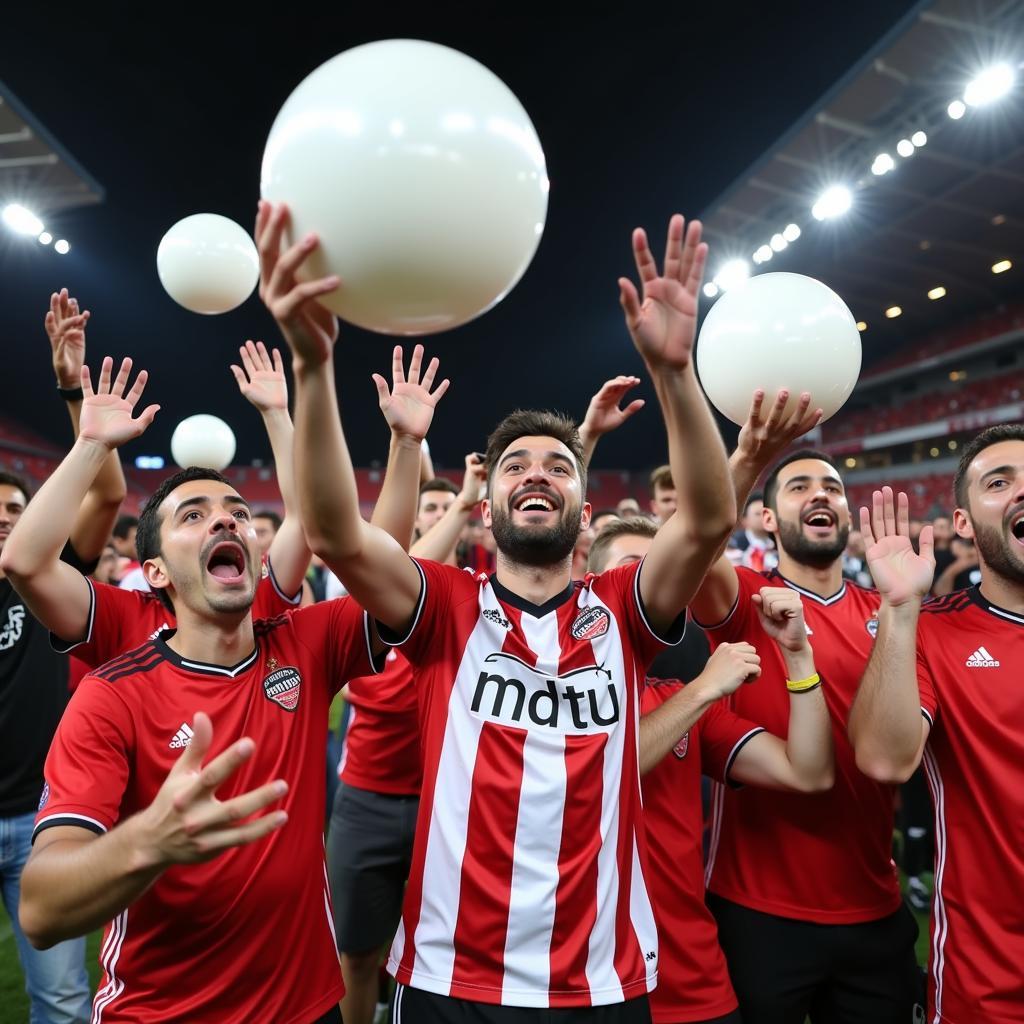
[672,732,689,759]
[261,560,270,579]
[866,615,879,638]
[38,782,49,811]
[571,606,610,641]
[263,665,302,711]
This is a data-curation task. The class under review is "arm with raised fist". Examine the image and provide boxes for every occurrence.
[578,375,645,467]
[0,358,159,642]
[849,487,934,783]
[46,289,130,561]
[231,339,311,597]
[255,201,429,632]
[20,711,287,948]
[410,452,487,563]
[618,215,736,632]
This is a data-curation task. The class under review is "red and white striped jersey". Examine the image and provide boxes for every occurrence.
[916,587,1024,1024]
[383,558,681,1008]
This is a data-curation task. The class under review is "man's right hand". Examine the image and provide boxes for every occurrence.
[134,712,288,868]
[861,487,935,608]
[692,641,761,702]
[734,388,823,470]
[45,288,90,390]
[459,452,487,510]
[78,356,159,450]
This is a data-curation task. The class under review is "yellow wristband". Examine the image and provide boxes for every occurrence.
[786,672,821,693]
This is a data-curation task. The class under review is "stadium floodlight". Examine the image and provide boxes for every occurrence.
[911,130,927,148]
[964,64,1015,107]
[811,185,852,221]
[54,239,71,255]
[770,233,787,252]
[714,259,750,291]
[753,244,773,264]
[885,305,902,319]
[872,153,895,175]
[783,223,801,242]
[2,203,44,236]
[856,321,867,332]
[947,99,967,120]
[992,259,1012,274]
[896,138,915,158]
[703,282,719,298]
[38,231,53,245]
[928,286,947,300]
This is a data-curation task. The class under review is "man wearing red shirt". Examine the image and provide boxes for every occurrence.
[689,423,921,1023]
[850,424,1024,1024]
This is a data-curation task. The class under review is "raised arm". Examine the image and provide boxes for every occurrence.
[46,289,129,561]
[0,358,158,641]
[256,201,429,631]
[578,375,645,467]
[848,488,933,782]
[618,216,734,631]
[410,452,486,562]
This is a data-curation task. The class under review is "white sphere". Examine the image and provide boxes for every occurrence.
[696,273,861,426]
[170,414,237,471]
[157,214,259,315]
[260,39,549,336]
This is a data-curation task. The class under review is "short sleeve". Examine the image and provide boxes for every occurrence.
[916,634,938,727]
[290,596,380,697]
[34,678,133,842]
[255,558,302,613]
[692,567,760,642]
[699,699,766,784]
[375,558,462,665]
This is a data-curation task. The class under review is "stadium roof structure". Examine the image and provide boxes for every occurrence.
[0,78,104,218]
[698,0,1024,367]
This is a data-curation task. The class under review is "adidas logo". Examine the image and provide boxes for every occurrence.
[168,723,194,749]
[966,646,1000,668]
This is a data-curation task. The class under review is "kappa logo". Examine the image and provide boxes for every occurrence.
[0,604,26,651]
[672,732,689,759]
[645,951,657,962]
[263,665,302,711]
[966,646,999,668]
[483,608,511,630]
[571,606,610,642]
[168,723,194,749]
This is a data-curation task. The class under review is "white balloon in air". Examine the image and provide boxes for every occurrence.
[171,415,237,470]
[157,214,259,315]
[696,272,862,426]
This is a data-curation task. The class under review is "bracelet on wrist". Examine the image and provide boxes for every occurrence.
[57,383,84,401]
[786,672,821,693]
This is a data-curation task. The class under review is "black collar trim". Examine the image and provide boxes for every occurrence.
[968,586,1024,626]
[488,575,576,618]
[774,571,847,606]
[154,629,259,678]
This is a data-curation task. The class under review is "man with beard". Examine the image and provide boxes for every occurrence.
[689,442,921,1024]
[258,200,736,1022]
[850,424,1024,1024]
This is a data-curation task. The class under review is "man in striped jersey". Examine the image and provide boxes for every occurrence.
[851,425,1024,1024]
[263,203,736,1022]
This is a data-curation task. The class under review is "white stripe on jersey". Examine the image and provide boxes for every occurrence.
[501,611,565,1006]
[629,830,659,988]
[92,910,127,1023]
[336,706,356,777]
[924,745,949,1024]
[704,781,726,889]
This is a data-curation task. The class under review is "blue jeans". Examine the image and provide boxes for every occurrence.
[0,811,91,1023]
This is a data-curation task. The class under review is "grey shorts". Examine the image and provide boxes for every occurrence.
[326,782,419,954]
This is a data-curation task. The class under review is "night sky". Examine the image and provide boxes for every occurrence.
[0,6,918,472]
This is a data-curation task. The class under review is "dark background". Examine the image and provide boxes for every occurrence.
[0,6,918,471]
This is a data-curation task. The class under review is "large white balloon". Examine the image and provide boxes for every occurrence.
[157,214,259,315]
[170,414,237,471]
[696,273,862,426]
[260,39,549,336]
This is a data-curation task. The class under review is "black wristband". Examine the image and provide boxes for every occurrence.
[57,384,84,401]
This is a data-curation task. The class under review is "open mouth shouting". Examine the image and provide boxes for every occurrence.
[802,505,837,537]
[511,488,562,520]
[1009,507,1024,548]
[204,539,248,585]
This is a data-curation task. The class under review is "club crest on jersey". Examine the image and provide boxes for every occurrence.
[672,732,689,759]
[866,615,879,638]
[571,606,610,641]
[263,666,302,711]
[38,782,49,811]
[483,608,511,630]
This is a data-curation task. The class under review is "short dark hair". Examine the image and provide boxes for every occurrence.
[649,464,673,497]
[954,424,1024,510]
[0,471,31,504]
[587,516,657,574]
[136,467,232,612]
[591,507,620,524]
[252,509,282,532]
[763,449,842,511]
[419,477,459,497]
[744,490,765,514]
[484,410,587,494]
[113,514,138,540]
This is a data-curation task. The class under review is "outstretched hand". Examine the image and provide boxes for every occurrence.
[580,376,645,440]
[78,357,160,450]
[231,340,288,414]
[735,389,823,467]
[45,288,91,389]
[860,487,934,607]
[618,215,707,372]
[372,344,450,443]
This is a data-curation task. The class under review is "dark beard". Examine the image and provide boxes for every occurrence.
[776,518,850,569]
[973,520,1024,585]
[490,505,581,568]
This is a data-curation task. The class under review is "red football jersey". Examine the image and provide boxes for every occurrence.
[53,562,301,670]
[916,588,1024,1024]
[385,559,679,1008]
[698,567,902,923]
[338,649,421,794]
[36,598,374,1024]
[641,670,763,1023]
